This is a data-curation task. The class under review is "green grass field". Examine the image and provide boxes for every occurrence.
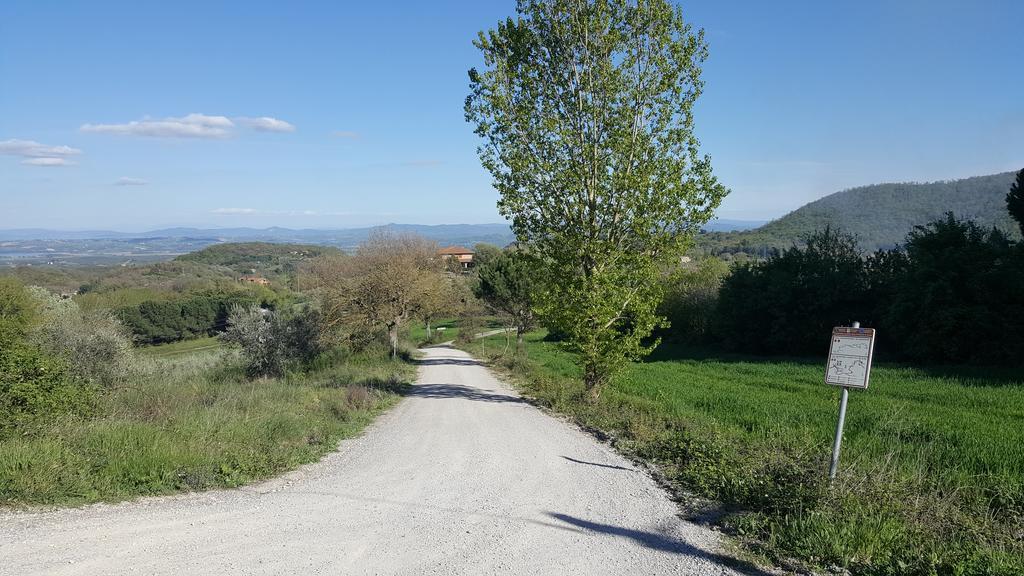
[0,347,413,507]
[474,331,1024,576]
[139,336,224,357]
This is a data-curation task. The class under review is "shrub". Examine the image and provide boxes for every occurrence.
[0,342,94,436]
[220,304,322,377]
[715,227,868,355]
[28,288,136,386]
[658,257,729,344]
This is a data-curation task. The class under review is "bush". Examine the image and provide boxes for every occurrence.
[0,342,95,436]
[220,304,322,377]
[884,215,1024,364]
[715,227,869,355]
[658,257,729,344]
[28,288,136,386]
[0,277,36,346]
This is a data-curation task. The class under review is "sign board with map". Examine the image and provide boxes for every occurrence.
[825,326,876,389]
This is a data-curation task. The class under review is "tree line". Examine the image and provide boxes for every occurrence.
[670,169,1024,365]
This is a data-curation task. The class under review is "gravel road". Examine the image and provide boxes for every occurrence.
[0,346,749,575]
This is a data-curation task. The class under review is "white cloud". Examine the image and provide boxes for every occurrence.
[237,117,296,133]
[114,177,148,186]
[0,139,82,158]
[81,113,235,138]
[81,113,296,138]
[21,157,74,167]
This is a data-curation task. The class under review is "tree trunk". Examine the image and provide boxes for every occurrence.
[583,362,604,402]
[425,319,431,338]
[516,326,525,356]
[388,322,399,359]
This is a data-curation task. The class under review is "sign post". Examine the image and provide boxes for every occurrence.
[825,321,876,480]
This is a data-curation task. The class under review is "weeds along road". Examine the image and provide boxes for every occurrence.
[1,346,744,576]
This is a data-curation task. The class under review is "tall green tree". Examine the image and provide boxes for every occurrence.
[474,250,536,353]
[1008,168,1024,232]
[466,0,727,397]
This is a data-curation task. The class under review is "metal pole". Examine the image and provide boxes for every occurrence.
[828,387,849,480]
[828,321,859,480]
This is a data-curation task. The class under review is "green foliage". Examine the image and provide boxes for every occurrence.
[712,216,1024,365]
[0,346,412,506]
[475,331,1024,575]
[116,291,264,345]
[715,227,868,355]
[175,242,342,278]
[0,342,95,437]
[471,242,504,269]
[473,250,535,352]
[657,257,729,344]
[0,277,35,346]
[884,215,1024,364]
[28,288,136,386]
[1008,168,1024,232]
[699,171,1022,256]
[466,0,728,394]
[220,304,323,377]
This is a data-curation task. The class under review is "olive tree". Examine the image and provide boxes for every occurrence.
[466,0,727,397]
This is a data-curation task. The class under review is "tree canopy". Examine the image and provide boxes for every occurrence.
[466,0,727,395]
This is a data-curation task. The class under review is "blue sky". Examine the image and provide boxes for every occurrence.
[1,0,1021,231]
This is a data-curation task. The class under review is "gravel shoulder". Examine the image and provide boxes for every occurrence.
[0,346,749,575]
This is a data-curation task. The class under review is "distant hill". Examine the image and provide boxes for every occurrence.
[0,223,517,266]
[176,242,343,276]
[698,171,1021,254]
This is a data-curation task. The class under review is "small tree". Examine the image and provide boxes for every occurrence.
[466,0,728,397]
[313,233,444,358]
[474,250,536,354]
[1008,168,1024,232]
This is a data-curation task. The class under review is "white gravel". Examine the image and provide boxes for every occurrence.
[0,345,747,575]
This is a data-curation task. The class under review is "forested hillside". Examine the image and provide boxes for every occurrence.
[699,171,1020,255]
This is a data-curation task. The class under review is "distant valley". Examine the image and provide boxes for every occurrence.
[0,219,764,266]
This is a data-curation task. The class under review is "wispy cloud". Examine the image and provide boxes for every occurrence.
[1,139,81,167]
[21,157,75,167]
[114,177,148,186]
[331,130,360,139]
[0,139,82,158]
[237,116,296,133]
[80,113,295,139]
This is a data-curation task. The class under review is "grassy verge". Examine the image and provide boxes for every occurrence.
[0,347,413,508]
[468,331,1024,576]
[409,318,461,344]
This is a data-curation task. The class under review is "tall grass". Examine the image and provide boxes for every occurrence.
[475,332,1024,576]
[0,347,412,507]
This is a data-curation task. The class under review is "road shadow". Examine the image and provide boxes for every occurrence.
[407,383,527,404]
[416,357,483,367]
[546,513,775,576]
[561,456,636,472]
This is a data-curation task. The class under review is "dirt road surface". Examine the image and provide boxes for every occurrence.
[0,346,749,575]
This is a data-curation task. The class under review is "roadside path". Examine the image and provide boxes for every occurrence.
[0,346,748,575]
